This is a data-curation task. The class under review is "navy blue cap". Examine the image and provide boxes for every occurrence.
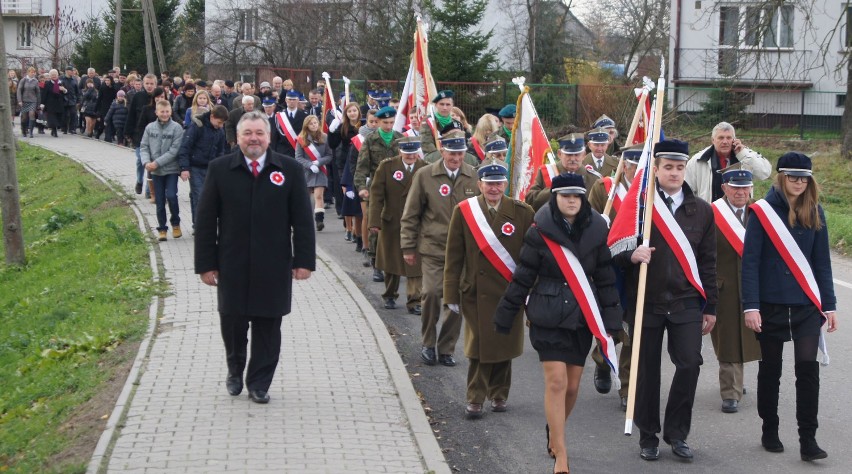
[620,145,643,164]
[593,114,616,129]
[478,162,509,182]
[485,137,508,154]
[339,92,356,101]
[375,106,397,119]
[439,120,464,135]
[654,139,689,161]
[776,152,813,177]
[551,173,586,194]
[298,92,307,101]
[285,89,300,99]
[441,130,467,152]
[432,90,454,103]
[587,127,610,144]
[262,97,277,106]
[498,104,516,118]
[558,134,585,154]
[398,136,422,154]
[722,169,753,186]
[367,90,380,99]
[380,90,393,99]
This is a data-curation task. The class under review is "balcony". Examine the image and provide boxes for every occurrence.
[0,0,43,16]
[675,48,814,88]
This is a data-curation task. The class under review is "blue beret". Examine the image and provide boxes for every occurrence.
[285,90,300,98]
[398,137,422,154]
[551,173,586,194]
[776,151,812,176]
[375,106,397,119]
[620,145,643,163]
[654,139,689,160]
[722,169,753,186]
[432,90,454,103]
[498,104,516,118]
[262,97,277,106]
[593,114,616,129]
[558,134,585,153]
[478,162,509,182]
[485,137,508,153]
[587,127,610,144]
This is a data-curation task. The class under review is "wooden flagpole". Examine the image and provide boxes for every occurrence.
[624,62,666,436]
[603,89,649,217]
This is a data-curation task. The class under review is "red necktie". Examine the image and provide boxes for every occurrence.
[719,155,727,169]
[251,161,259,178]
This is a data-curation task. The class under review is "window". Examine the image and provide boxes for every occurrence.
[720,4,794,49]
[837,94,846,108]
[238,10,256,42]
[18,21,33,49]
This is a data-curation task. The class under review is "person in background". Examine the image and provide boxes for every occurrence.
[104,90,129,145]
[173,83,196,126]
[94,76,117,139]
[16,67,39,138]
[141,99,185,241]
[295,115,333,230]
[186,89,211,127]
[178,105,227,227]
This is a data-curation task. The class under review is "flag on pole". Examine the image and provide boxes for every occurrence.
[509,77,555,201]
[320,72,335,134]
[394,16,437,134]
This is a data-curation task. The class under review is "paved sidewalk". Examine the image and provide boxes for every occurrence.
[18,132,448,474]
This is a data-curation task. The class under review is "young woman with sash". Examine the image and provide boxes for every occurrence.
[295,115,333,231]
[742,152,838,461]
[494,173,622,474]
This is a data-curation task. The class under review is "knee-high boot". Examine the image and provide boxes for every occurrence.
[795,361,827,461]
[757,360,784,452]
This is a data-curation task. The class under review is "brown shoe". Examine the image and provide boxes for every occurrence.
[158,230,167,241]
[464,403,483,419]
[172,225,182,239]
[490,399,507,412]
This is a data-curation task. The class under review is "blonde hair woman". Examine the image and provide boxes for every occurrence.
[295,115,333,230]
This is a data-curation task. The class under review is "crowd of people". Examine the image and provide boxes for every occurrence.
[9,66,840,472]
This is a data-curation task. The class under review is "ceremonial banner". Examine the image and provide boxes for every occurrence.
[603,177,627,213]
[320,72,336,134]
[394,17,437,134]
[541,163,559,188]
[458,197,516,281]
[631,77,655,146]
[509,78,555,201]
[351,134,365,151]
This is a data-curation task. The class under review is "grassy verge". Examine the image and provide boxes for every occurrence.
[0,143,159,473]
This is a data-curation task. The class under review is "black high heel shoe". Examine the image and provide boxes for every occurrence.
[546,424,555,458]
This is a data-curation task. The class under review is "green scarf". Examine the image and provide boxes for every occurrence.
[378,128,395,146]
[435,112,453,129]
[502,126,512,139]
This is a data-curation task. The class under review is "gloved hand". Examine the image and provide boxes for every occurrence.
[345,190,355,199]
[328,118,341,133]
[310,164,319,174]
[447,304,460,314]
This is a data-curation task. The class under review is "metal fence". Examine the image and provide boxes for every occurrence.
[256,67,844,140]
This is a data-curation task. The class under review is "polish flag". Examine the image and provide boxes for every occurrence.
[509,79,555,201]
[394,16,437,134]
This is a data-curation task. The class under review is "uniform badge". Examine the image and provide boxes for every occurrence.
[393,170,404,181]
[270,171,285,186]
[439,184,451,196]
[501,222,515,236]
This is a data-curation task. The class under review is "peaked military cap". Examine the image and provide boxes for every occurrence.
[485,136,508,153]
[721,169,754,186]
[262,97,277,106]
[398,135,422,154]
[558,133,585,154]
[285,89,300,99]
[478,161,509,182]
[441,130,467,152]
[593,114,616,129]
[587,127,610,144]
[620,144,644,164]
[551,173,586,194]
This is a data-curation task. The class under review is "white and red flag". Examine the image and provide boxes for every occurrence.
[320,72,336,134]
[508,77,555,201]
[631,77,655,146]
[394,17,437,134]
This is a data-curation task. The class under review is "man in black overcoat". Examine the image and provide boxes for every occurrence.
[194,110,316,404]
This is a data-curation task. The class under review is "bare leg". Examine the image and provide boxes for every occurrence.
[543,361,582,473]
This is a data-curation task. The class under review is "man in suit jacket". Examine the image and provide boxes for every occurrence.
[273,89,307,158]
[194,111,316,404]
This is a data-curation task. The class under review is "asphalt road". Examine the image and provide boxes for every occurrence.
[316,215,851,474]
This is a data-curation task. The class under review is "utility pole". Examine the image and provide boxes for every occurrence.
[141,0,154,74]
[113,0,123,68]
[142,0,167,74]
[0,21,27,265]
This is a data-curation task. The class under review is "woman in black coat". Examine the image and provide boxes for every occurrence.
[741,152,838,461]
[494,173,621,474]
[95,76,118,139]
[328,102,364,247]
[40,69,65,137]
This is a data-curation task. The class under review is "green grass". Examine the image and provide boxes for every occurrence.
[0,143,158,472]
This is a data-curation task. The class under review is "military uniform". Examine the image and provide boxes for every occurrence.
[444,193,534,407]
[400,158,479,361]
[524,163,593,211]
[582,153,619,180]
[369,153,427,312]
[424,149,480,167]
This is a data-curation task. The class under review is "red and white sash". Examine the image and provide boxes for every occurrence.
[458,197,516,282]
[541,233,618,376]
[651,193,706,299]
[300,138,327,175]
[470,136,486,162]
[585,163,602,180]
[275,111,298,149]
[712,198,745,257]
[403,128,418,137]
[426,116,439,139]
[351,134,364,151]
[541,163,559,188]
[750,199,822,310]
[602,177,627,213]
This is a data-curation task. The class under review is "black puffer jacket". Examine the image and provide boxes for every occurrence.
[494,201,622,333]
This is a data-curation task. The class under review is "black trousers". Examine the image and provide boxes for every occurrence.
[635,309,703,448]
[219,313,282,392]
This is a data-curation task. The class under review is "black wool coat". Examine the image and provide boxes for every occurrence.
[194,150,316,318]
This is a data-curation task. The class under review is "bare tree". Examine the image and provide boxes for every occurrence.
[8,6,87,70]
[586,0,669,78]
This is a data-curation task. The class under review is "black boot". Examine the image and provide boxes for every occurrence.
[796,361,827,461]
[371,258,384,282]
[28,120,34,138]
[314,210,325,231]
[354,236,363,252]
[757,360,784,452]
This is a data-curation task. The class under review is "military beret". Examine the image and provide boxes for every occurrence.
[432,90,454,103]
[441,130,467,152]
[375,106,397,119]
[498,104,516,118]
[722,169,754,186]
[478,162,509,182]
[398,136,422,154]
[654,139,689,161]
[551,173,586,194]
[262,97,277,106]
[620,144,644,164]
[558,134,585,154]
[593,114,616,129]
[285,89,300,98]
[587,127,610,144]
[777,151,813,176]
[485,137,508,153]
[439,120,464,135]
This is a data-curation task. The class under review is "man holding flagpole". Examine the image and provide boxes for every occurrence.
[524,133,593,211]
[614,139,718,462]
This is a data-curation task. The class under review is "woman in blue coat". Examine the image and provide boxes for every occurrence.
[741,152,838,462]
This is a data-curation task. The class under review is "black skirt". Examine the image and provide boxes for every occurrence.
[530,322,593,366]
[757,303,823,342]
